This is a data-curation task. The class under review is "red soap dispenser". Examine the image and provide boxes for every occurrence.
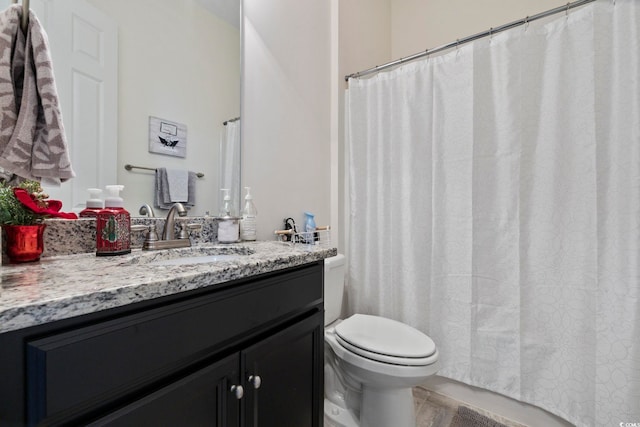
[96,185,131,256]
[79,188,104,218]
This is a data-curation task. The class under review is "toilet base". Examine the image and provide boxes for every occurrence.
[324,386,416,427]
[360,386,415,427]
[324,399,359,427]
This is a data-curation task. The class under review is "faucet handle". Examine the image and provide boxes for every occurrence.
[131,224,150,247]
[178,222,202,239]
[187,223,203,232]
[146,224,159,242]
[178,222,189,239]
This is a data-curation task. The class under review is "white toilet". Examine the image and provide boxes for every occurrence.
[323,254,439,427]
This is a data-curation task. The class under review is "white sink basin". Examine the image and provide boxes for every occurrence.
[149,254,243,266]
[122,245,254,266]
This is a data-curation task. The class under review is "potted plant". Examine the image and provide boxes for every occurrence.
[0,180,76,263]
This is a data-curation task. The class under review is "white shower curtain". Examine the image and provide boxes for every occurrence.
[346,1,640,426]
[219,119,241,213]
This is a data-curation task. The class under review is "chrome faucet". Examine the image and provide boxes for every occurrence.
[162,202,187,240]
[140,202,201,250]
[139,204,155,217]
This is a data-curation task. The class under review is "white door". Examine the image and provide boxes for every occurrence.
[32,0,118,212]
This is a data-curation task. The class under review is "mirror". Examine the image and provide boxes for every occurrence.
[31,0,241,217]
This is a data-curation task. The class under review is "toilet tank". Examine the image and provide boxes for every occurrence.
[324,254,345,326]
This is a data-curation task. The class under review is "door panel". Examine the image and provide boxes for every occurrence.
[243,312,324,427]
[88,354,240,427]
[35,0,117,211]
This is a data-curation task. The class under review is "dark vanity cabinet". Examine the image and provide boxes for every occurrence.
[0,262,324,427]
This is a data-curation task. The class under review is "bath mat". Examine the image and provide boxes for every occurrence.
[449,406,509,427]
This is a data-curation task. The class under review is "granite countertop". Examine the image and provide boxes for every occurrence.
[0,241,337,334]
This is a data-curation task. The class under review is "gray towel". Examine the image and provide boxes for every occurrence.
[186,171,196,206]
[166,169,189,202]
[0,5,74,183]
[154,168,196,210]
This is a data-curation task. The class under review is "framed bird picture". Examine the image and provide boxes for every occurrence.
[148,116,187,158]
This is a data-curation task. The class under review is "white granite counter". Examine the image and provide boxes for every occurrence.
[0,241,337,334]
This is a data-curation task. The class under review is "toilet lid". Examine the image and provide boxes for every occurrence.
[334,314,436,364]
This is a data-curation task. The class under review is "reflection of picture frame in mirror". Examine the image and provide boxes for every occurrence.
[148,116,187,158]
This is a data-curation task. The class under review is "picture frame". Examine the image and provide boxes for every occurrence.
[148,116,187,158]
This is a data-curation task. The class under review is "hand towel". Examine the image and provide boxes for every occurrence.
[165,169,189,202]
[154,168,195,210]
[0,5,75,184]
[187,172,196,206]
[154,168,167,209]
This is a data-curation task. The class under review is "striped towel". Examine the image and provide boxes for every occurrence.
[0,5,74,184]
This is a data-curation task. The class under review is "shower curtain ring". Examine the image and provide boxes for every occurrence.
[524,16,530,30]
[565,2,570,17]
[489,27,493,40]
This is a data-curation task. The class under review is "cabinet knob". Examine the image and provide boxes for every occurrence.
[230,384,244,399]
[248,375,262,389]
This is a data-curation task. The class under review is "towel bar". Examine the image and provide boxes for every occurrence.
[124,164,204,178]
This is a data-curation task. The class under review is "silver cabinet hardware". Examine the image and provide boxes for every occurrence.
[230,384,244,399]
[248,375,262,389]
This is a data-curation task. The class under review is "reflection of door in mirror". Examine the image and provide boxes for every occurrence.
[17,0,241,216]
[35,0,118,212]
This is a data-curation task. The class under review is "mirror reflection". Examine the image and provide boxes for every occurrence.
[34,0,241,217]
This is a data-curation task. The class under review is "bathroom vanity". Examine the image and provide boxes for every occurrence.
[0,242,335,426]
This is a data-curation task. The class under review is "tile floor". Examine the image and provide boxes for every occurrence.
[412,387,527,427]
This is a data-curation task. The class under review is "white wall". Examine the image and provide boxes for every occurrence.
[336,0,392,253]
[88,0,240,216]
[242,0,331,240]
[390,0,569,58]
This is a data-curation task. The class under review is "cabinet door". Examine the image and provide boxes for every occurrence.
[242,312,324,427]
[87,354,241,427]
[26,264,322,424]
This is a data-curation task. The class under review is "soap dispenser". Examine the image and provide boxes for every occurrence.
[217,188,240,243]
[220,188,234,217]
[96,185,131,256]
[240,187,257,241]
[304,212,316,244]
[79,188,104,218]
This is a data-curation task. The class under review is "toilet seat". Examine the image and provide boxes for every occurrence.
[334,314,437,366]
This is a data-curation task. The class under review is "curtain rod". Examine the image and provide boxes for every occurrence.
[345,0,597,82]
[223,117,240,125]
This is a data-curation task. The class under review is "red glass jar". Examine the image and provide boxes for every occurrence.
[3,224,46,263]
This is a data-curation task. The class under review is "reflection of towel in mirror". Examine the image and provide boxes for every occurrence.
[166,169,188,202]
[0,5,75,184]
[154,168,196,209]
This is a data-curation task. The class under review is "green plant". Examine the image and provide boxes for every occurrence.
[0,181,49,225]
